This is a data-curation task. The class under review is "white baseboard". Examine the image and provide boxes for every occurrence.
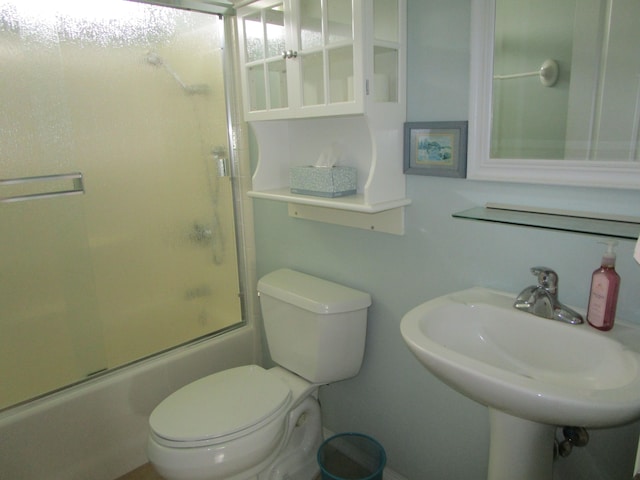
[322,429,408,480]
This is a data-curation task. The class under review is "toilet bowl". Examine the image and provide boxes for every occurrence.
[147,365,322,480]
[147,269,371,480]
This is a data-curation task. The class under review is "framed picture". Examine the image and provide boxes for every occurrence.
[403,121,468,178]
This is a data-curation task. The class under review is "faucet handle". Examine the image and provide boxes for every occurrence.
[530,267,558,294]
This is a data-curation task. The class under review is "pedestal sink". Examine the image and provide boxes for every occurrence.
[400,287,640,480]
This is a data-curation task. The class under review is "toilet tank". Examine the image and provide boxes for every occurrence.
[257,269,372,384]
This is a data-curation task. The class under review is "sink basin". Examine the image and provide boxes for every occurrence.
[400,287,640,428]
[402,287,640,479]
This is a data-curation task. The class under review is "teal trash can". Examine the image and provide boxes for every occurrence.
[317,433,386,480]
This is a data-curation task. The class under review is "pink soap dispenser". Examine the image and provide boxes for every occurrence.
[587,240,621,331]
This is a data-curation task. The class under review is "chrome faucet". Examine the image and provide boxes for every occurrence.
[514,267,584,324]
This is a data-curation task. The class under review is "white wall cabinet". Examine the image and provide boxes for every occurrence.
[238,0,403,120]
[237,0,410,231]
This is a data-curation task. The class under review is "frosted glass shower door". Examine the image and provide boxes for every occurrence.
[0,7,107,407]
[0,0,242,410]
[0,198,106,407]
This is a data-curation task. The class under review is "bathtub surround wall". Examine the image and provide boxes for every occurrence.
[0,328,256,480]
[254,1,640,479]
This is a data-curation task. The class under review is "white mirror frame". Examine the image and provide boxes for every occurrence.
[467,0,640,190]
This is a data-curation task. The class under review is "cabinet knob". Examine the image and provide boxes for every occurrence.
[281,50,298,59]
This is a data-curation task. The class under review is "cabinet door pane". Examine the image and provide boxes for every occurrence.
[374,0,398,42]
[248,64,267,111]
[265,5,286,58]
[300,0,323,50]
[268,60,288,108]
[328,0,353,44]
[374,46,398,102]
[301,51,325,105]
[244,12,264,62]
[329,46,354,103]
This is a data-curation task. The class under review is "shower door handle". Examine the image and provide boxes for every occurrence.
[0,172,84,203]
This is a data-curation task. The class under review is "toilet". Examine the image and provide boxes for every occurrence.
[147,268,372,480]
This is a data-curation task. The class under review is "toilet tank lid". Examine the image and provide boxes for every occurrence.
[257,269,371,314]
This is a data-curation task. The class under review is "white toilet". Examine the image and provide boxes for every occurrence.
[147,268,372,480]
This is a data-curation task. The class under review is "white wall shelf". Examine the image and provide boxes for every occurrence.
[248,113,410,216]
[249,188,410,213]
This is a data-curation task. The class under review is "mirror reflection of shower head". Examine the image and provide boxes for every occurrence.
[145,52,210,95]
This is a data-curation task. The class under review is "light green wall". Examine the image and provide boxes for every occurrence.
[253,1,640,478]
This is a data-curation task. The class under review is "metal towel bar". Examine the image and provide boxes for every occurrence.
[493,59,559,87]
[0,172,84,203]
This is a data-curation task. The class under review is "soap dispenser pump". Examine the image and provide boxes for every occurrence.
[587,240,621,331]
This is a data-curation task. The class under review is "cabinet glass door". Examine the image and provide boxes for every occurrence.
[327,0,353,43]
[328,46,354,103]
[300,0,323,49]
[301,51,325,105]
[241,4,289,112]
[298,0,354,107]
[373,0,399,103]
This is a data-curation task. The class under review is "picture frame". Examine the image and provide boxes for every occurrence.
[403,121,468,178]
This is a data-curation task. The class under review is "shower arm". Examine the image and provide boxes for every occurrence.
[160,62,188,90]
[146,52,210,95]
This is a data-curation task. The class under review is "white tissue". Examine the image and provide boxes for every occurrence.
[315,142,343,168]
[634,235,640,264]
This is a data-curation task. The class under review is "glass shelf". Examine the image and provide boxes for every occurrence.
[453,204,640,240]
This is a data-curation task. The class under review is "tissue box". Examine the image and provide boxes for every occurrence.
[290,166,357,198]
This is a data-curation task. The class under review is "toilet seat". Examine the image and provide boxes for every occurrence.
[149,365,291,448]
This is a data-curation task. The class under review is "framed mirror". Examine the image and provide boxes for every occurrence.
[467,0,640,189]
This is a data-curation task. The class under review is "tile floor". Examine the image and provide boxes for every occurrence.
[116,447,365,480]
[116,463,320,480]
[116,463,162,480]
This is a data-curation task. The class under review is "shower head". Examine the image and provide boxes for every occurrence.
[146,52,164,67]
[145,51,210,95]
